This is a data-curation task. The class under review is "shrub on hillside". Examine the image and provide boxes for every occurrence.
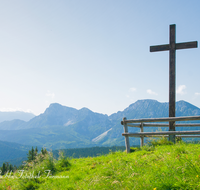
[147,136,173,147]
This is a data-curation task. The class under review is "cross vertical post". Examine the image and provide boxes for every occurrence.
[150,24,198,143]
[169,24,176,142]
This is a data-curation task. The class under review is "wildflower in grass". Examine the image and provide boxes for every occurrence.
[197,175,199,178]
[112,180,119,184]
[153,188,156,190]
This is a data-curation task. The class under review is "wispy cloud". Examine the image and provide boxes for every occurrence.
[195,92,200,96]
[147,89,158,95]
[129,87,137,92]
[46,91,55,99]
[126,87,136,99]
[176,85,186,95]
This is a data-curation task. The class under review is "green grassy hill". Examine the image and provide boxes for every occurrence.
[1,139,200,189]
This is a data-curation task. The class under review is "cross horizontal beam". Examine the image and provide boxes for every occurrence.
[176,41,198,50]
[150,44,169,52]
[150,41,198,52]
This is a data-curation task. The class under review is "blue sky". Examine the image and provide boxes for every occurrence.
[0,0,200,116]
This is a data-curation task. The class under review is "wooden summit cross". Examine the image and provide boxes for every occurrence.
[150,24,198,143]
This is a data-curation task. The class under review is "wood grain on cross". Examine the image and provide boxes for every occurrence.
[150,24,198,143]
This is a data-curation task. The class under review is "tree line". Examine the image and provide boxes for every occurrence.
[1,145,126,175]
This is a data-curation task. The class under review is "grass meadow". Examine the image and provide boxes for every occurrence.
[1,138,200,189]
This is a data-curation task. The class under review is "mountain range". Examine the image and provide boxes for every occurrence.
[0,99,200,151]
[0,111,35,123]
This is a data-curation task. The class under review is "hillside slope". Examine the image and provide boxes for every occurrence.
[1,141,200,189]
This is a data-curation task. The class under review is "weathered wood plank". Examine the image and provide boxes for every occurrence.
[122,130,200,137]
[124,135,200,138]
[176,41,198,50]
[150,44,170,52]
[127,124,141,128]
[143,123,169,127]
[142,123,200,127]
[140,122,144,146]
[121,116,200,125]
[169,24,176,143]
[123,117,130,153]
